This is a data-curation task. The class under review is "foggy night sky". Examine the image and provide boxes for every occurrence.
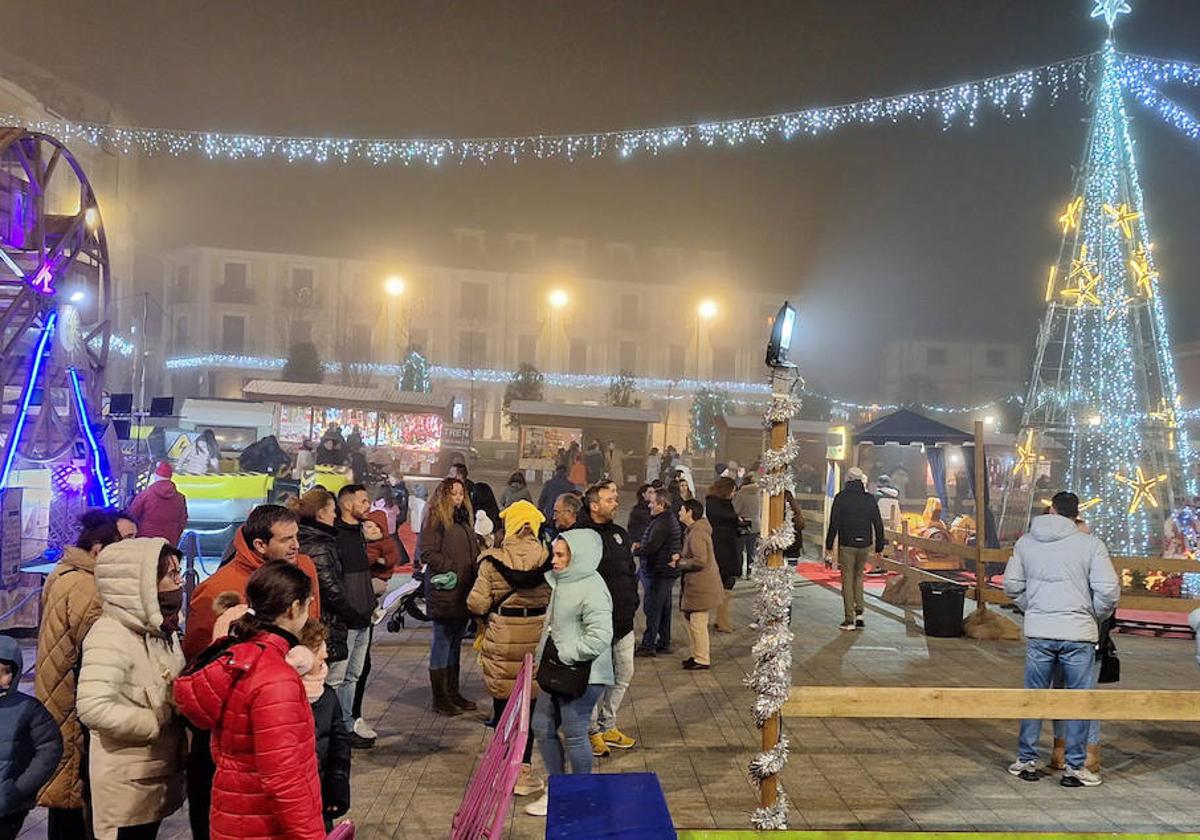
[4,0,1200,398]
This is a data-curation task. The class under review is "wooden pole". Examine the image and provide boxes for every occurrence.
[973,420,988,613]
[760,375,789,812]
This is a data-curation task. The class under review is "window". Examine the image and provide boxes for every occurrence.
[223,262,248,291]
[926,346,948,366]
[349,325,373,361]
[290,320,312,345]
[559,238,586,261]
[458,331,486,367]
[618,340,637,373]
[459,281,490,320]
[507,234,536,259]
[712,347,736,380]
[655,247,684,272]
[668,345,686,376]
[172,265,191,303]
[569,338,588,374]
[518,335,538,365]
[619,293,640,328]
[607,242,635,266]
[408,328,429,355]
[221,315,246,353]
[454,228,486,254]
[986,348,1007,369]
[173,316,189,352]
[291,267,315,303]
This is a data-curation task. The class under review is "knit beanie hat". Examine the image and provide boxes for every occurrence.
[500,500,545,541]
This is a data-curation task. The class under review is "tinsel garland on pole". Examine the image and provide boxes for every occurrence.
[746,389,802,829]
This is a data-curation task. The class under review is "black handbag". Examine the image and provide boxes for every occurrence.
[1096,617,1119,684]
[536,634,591,700]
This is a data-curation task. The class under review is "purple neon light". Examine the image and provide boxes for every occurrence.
[29,264,55,295]
[0,311,57,490]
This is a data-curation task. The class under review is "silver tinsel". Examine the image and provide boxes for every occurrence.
[751,794,791,831]
[759,470,795,497]
[763,394,802,425]
[750,734,792,781]
[748,375,800,831]
[761,435,801,473]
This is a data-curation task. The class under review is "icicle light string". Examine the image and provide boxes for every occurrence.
[0,53,1100,167]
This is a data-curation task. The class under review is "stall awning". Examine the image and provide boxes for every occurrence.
[242,380,453,417]
[508,400,661,424]
[853,409,973,447]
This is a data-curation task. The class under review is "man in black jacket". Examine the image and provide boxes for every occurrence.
[537,464,577,524]
[584,481,640,757]
[635,488,682,656]
[824,466,886,631]
[327,484,378,744]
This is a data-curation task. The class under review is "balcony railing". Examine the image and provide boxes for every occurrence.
[213,284,256,305]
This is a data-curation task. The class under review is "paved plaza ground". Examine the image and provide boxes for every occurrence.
[16,563,1200,839]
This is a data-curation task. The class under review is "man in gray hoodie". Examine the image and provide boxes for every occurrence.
[1003,491,1120,787]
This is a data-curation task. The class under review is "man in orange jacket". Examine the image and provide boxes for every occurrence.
[182,504,322,661]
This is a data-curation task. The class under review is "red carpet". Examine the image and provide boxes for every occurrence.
[793,561,890,593]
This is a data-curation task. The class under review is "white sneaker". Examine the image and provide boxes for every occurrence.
[1062,766,1102,787]
[523,792,549,817]
[1007,759,1039,779]
[353,718,378,740]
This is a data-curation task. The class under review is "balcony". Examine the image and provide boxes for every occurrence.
[280,285,324,308]
[213,284,256,305]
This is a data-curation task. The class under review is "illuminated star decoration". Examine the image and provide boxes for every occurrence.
[1062,271,1101,308]
[1068,242,1094,281]
[1013,430,1037,478]
[1129,244,1159,296]
[1091,0,1132,30]
[1105,296,1134,321]
[1058,196,1083,234]
[1044,265,1058,303]
[1102,202,1141,239]
[1114,466,1168,514]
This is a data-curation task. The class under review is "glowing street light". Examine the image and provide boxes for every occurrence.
[68,290,86,304]
[84,206,99,231]
[548,288,569,309]
[697,299,718,320]
[384,275,406,297]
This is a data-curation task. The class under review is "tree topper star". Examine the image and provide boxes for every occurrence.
[1091,0,1132,31]
[1114,466,1167,514]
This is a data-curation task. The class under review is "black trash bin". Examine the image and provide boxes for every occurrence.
[919,581,966,638]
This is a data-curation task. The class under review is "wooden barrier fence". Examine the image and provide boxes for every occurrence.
[792,495,1200,616]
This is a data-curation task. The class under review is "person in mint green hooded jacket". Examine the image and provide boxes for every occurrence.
[524,529,613,818]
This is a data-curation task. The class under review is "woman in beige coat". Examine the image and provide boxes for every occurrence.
[466,500,551,798]
[677,500,725,670]
[77,538,187,840]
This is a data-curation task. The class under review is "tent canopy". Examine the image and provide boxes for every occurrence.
[853,408,973,447]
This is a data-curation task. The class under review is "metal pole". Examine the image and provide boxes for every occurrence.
[973,420,988,612]
[760,370,789,812]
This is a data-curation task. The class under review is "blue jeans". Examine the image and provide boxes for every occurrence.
[1053,656,1102,745]
[429,618,468,669]
[532,684,605,775]
[640,577,675,651]
[1018,638,1095,769]
[325,626,371,730]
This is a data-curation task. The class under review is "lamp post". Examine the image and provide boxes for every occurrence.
[695,298,717,380]
[548,288,568,370]
[384,275,407,364]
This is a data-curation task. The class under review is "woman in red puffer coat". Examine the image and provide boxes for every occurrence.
[173,561,327,840]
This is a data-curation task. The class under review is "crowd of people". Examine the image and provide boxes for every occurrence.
[7,444,1200,839]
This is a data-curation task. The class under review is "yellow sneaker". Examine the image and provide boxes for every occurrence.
[590,731,610,757]
[602,727,636,750]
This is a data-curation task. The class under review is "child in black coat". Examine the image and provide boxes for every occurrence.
[0,635,63,840]
[287,620,351,831]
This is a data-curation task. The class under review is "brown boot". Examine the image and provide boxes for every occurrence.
[430,668,462,716]
[448,664,477,711]
[1050,737,1066,770]
[714,590,734,633]
[1085,743,1101,773]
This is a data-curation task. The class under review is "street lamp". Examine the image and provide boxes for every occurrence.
[694,299,717,379]
[548,288,569,309]
[765,300,797,369]
[384,275,406,297]
[547,288,569,370]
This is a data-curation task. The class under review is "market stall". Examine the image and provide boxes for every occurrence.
[242,379,455,475]
[507,400,660,485]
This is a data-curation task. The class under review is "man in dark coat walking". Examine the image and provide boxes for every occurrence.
[824,466,885,631]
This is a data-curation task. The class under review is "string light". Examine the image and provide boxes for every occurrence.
[0,54,1098,167]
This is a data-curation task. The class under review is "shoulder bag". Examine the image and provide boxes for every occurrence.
[536,590,592,699]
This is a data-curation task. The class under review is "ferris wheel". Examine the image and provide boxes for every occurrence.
[0,128,113,504]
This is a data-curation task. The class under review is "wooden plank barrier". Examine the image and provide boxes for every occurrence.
[783,686,1200,721]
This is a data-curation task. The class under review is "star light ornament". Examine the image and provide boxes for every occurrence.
[1102,202,1142,239]
[1129,245,1159,296]
[1114,466,1168,514]
[1058,196,1083,234]
[1013,430,1038,478]
[1091,0,1132,31]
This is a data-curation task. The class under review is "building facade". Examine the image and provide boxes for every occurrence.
[883,338,1027,409]
[154,233,789,447]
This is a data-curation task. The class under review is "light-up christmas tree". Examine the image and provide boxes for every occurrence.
[1001,1,1194,554]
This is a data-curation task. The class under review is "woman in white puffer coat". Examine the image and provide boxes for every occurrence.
[77,537,187,840]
